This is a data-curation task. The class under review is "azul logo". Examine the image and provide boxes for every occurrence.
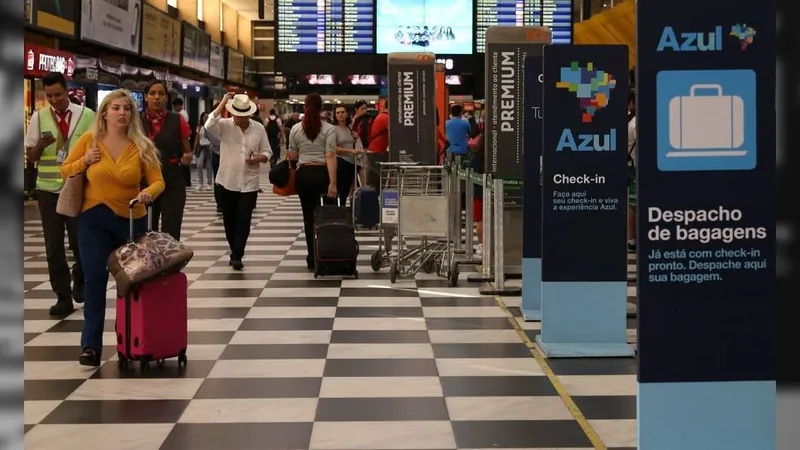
[556,128,617,152]
[556,61,617,123]
[657,24,757,52]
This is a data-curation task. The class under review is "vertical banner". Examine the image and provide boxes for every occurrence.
[637,2,776,448]
[387,52,437,164]
[521,55,544,320]
[484,26,551,274]
[435,62,448,162]
[538,44,633,357]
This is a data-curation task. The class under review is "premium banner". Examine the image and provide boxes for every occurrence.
[387,52,437,164]
[209,41,225,80]
[484,26,550,277]
[536,44,633,359]
[636,0,776,447]
[80,0,142,54]
[141,3,180,65]
[34,0,77,36]
[182,23,211,74]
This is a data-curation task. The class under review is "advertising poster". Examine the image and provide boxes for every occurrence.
[387,52,437,164]
[34,0,77,36]
[182,23,211,74]
[226,48,244,84]
[209,41,225,80]
[376,0,473,54]
[141,3,180,65]
[541,45,629,281]
[484,26,550,208]
[25,44,75,79]
[80,0,142,54]
[636,0,776,447]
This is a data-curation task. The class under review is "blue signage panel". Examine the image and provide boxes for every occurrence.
[537,44,632,358]
[637,2,775,448]
[541,45,629,282]
[521,55,544,320]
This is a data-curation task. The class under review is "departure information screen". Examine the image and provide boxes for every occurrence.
[532,0,573,45]
[476,0,572,52]
[277,0,374,53]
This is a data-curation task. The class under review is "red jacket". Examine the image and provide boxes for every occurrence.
[367,111,389,153]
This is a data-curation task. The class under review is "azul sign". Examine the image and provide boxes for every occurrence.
[656,23,757,52]
[556,129,617,151]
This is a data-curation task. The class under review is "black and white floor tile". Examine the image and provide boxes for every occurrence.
[23,177,638,449]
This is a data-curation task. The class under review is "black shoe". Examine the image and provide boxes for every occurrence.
[72,283,84,304]
[231,259,244,271]
[49,298,75,317]
[79,348,101,367]
[627,241,636,253]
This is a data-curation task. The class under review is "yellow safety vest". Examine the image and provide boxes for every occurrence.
[36,106,94,192]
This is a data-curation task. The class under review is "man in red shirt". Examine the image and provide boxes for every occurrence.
[365,99,389,189]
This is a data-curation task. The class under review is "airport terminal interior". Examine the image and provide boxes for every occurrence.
[24,0,774,448]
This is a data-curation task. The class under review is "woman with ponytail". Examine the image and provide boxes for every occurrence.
[287,93,338,270]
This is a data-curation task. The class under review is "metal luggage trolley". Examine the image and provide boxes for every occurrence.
[369,162,420,272]
[387,165,450,283]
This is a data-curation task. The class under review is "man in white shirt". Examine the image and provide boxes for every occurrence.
[205,92,272,270]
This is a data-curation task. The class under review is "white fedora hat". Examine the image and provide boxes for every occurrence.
[226,94,258,117]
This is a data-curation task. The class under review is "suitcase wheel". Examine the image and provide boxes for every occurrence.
[117,352,129,369]
[178,348,188,367]
[157,359,166,367]
[139,356,150,373]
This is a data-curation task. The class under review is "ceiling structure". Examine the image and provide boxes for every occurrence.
[221,0,274,22]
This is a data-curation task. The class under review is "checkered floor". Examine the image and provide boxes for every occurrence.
[23,178,638,449]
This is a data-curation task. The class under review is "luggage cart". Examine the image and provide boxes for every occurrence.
[370,162,421,271]
[388,165,451,283]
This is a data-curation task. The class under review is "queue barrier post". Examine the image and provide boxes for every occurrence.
[451,155,464,254]
[458,167,480,265]
[479,178,522,296]
[468,173,494,282]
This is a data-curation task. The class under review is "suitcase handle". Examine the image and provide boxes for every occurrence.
[689,84,723,97]
[320,196,341,207]
[129,199,154,242]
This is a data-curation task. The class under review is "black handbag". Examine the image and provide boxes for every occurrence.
[269,159,295,188]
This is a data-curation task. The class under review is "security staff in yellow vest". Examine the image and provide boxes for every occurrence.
[24,72,95,317]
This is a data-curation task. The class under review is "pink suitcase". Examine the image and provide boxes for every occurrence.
[115,271,188,372]
[115,200,188,373]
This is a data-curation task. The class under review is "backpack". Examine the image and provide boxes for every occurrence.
[265,117,281,141]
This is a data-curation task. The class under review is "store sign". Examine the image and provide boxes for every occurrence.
[182,23,211,73]
[25,44,75,79]
[209,41,225,80]
[226,47,244,84]
[33,0,77,36]
[81,0,142,54]
[141,3,181,65]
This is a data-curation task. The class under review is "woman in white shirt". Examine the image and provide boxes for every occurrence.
[193,112,213,190]
[205,93,272,270]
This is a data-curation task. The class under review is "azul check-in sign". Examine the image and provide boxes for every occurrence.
[541,45,629,282]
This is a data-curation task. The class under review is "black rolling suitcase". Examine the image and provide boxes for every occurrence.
[314,197,359,278]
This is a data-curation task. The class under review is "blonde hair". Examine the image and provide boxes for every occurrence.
[91,89,161,169]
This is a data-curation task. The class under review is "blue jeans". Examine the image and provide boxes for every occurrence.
[78,204,146,353]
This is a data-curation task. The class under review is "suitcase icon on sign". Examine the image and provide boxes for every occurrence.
[667,84,747,158]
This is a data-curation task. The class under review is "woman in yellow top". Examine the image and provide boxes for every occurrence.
[61,89,165,366]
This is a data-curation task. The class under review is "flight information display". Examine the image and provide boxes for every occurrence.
[476,0,572,52]
[532,0,573,44]
[277,0,374,53]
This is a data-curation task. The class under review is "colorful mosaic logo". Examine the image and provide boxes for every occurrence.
[556,62,617,123]
[730,24,756,51]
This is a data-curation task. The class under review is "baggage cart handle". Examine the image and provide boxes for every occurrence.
[320,196,342,207]
[128,199,154,242]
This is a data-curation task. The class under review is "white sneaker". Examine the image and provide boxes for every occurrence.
[202,184,210,191]
[195,185,203,192]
